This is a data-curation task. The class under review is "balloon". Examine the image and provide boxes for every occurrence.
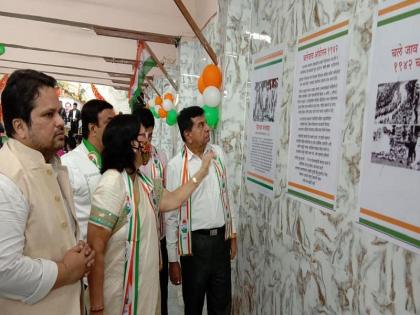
[203,105,219,129]
[166,109,178,126]
[162,99,174,111]
[158,108,167,118]
[197,92,204,106]
[202,64,222,88]
[164,93,174,102]
[0,44,5,56]
[197,76,205,94]
[203,86,221,107]
[155,95,162,105]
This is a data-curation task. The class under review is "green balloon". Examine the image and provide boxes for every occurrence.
[203,105,219,129]
[0,44,5,56]
[166,109,178,126]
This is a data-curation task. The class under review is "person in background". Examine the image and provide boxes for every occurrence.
[166,106,237,315]
[134,107,169,315]
[0,69,94,315]
[62,99,115,241]
[69,102,81,137]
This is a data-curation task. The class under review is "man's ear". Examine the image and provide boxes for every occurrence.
[183,130,191,144]
[12,118,27,140]
[88,122,96,135]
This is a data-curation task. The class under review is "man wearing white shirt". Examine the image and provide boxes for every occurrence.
[62,99,115,241]
[0,69,94,314]
[135,107,169,315]
[166,106,237,315]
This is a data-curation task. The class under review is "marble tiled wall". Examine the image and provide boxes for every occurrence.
[148,64,179,159]
[177,0,420,314]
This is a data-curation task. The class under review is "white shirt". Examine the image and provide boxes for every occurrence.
[140,146,167,239]
[0,174,57,304]
[61,143,102,241]
[165,144,236,262]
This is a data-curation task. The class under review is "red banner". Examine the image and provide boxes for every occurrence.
[0,74,9,122]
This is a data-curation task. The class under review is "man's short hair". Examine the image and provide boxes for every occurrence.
[133,107,155,129]
[1,69,56,138]
[177,106,204,142]
[81,99,114,139]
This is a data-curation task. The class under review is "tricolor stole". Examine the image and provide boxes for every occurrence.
[178,145,233,256]
[150,147,165,237]
[121,171,160,315]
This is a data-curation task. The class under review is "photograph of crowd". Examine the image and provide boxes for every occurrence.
[374,79,420,124]
[252,77,278,123]
[371,125,420,170]
[371,79,420,171]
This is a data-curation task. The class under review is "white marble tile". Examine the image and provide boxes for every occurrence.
[170,0,420,314]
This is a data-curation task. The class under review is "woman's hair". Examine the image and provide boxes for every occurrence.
[101,114,140,174]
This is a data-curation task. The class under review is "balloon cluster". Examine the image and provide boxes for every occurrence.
[149,93,178,126]
[197,64,222,129]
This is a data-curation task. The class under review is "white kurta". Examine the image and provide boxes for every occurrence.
[90,170,160,315]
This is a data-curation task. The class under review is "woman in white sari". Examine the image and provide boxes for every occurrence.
[87,114,213,315]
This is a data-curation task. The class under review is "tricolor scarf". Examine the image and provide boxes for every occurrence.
[178,145,233,256]
[82,138,102,169]
[150,147,165,238]
[121,171,156,315]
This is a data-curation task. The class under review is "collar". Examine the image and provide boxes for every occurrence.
[82,138,102,168]
[184,144,213,161]
[6,138,61,169]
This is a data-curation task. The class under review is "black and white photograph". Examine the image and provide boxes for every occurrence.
[252,77,278,122]
[374,79,420,124]
[371,124,420,170]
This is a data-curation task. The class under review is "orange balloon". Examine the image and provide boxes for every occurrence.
[202,64,222,88]
[158,108,167,118]
[197,76,205,94]
[164,93,174,102]
[155,96,163,105]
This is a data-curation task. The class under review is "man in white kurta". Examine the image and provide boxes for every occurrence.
[62,99,115,241]
[0,69,94,315]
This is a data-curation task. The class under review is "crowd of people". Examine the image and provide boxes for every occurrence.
[0,69,237,315]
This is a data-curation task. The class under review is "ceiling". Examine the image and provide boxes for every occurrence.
[0,0,217,92]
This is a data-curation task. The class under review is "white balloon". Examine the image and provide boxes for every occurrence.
[162,99,174,111]
[197,93,204,106]
[203,86,221,107]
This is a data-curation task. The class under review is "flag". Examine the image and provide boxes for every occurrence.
[91,84,105,100]
[129,41,157,110]
[0,74,8,122]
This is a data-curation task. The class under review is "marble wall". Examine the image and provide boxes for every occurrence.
[177,0,420,314]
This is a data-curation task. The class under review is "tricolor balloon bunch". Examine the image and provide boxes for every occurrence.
[149,93,178,126]
[197,64,222,129]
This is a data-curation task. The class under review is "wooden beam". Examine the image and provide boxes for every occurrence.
[4,43,136,62]
[0,11,181,46]
[145,77,161,97]
[144,42,178,91]
[94,26,180,46]
[0,65,129,84]
[173,0,218,65]
[0,58,131,78]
